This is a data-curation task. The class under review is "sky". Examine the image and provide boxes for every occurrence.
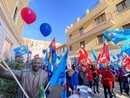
[23,0,99,44]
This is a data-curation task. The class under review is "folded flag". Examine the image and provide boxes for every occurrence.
[40,86,46,98]
[74,57,78,66]
[91,47,97,61]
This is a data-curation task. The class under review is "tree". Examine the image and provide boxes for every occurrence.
[0,58,26,98]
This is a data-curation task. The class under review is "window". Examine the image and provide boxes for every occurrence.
[69,34,72,40]
[80,41,85,47]
[122,23,130,29]
[97,34,110,44]
[116,0,130,12]
[94,13,106,25]
[13,7,18,21]
[69,45,72,51]
[79,27,84,35]
[2,40,12,60]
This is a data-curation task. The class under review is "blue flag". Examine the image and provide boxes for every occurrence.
[91,47,97,61]
[116,51,123,68]
[14,46,29,56]
[102,36,107,43]
[44,50,48,64]
[104,30,130,44]
[110,52,116,63]
[121,37,130,56]
[50,50,68,88]
[74,57,78,66]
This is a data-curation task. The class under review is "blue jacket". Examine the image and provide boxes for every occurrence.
[71,72,79,87]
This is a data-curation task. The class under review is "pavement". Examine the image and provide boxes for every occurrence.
[88,82,130,98]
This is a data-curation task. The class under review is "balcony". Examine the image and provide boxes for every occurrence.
[66,12,115,45]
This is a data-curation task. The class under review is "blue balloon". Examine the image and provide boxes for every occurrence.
[42,49,46,53]
[40,23,52,37]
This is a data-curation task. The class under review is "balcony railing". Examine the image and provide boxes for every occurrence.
[67,12,114,43]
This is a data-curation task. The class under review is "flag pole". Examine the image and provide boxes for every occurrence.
[0,58,29,98]
[45,82,50,92]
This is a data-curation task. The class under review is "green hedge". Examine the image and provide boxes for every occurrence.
[0,58,26,98]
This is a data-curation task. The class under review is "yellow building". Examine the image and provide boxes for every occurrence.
[0,0,29,60]
[65,0,130,61]
[23,38,61,59]
[56,44,67,56]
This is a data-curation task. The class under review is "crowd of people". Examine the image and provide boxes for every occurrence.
[66,62,130,98]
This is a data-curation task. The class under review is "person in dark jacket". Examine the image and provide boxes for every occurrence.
[92,64,100,94]
[66,69,74,97]
[78,65,89,86]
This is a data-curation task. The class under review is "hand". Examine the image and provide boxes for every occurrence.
[69,87,72,91]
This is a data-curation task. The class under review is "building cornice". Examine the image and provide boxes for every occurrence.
[66,19,114,45]
[65,0,109,35]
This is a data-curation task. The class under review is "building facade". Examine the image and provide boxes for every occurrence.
[56,44,67,56]
[0,0,29,60]
[65,0,130,61]
[23,38,61,59]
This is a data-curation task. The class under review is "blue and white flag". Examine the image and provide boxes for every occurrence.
[121,37,130,56]
[50,50,68,88]
[14,46,29,56]
[104,30,130,44]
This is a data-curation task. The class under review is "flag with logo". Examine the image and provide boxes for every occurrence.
[78,46,88,66]
[14,45,29,56]
[50,50,68,88]
[97,43,110,64]
[122,55,130,70]
[104,30,130,44]
[121,37,130,56]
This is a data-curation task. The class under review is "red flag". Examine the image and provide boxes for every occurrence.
[34,54,39,58]
[97,43,110,64]
[83,58,92,66]
[122,56,130,69]
[78,47,88,66]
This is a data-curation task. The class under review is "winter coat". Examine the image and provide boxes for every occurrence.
[99,68,114,88]
[71,71,79,87]
[78,71,89,86]
[86,68,94,82]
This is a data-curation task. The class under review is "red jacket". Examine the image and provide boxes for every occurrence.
[99,68,114,88]
[86,68,94,82]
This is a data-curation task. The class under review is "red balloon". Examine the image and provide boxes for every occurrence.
[21,7,36,24]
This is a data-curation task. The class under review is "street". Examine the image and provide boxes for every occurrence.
[88,82,130,98]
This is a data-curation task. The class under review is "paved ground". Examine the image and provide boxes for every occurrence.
[88,82,130,98]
